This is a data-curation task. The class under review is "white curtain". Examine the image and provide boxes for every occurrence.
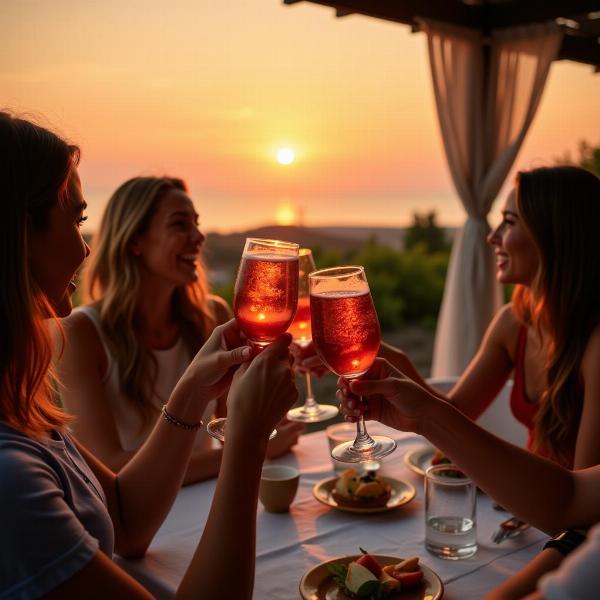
[418,19,563,376]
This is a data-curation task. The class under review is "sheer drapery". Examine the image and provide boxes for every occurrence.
[418,19,563,376]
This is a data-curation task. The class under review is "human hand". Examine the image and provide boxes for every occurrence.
[337,358,436,435]
[265,419,305,459]
[175,319,251,405]
[290,341,329,377]
[226,333,299,444]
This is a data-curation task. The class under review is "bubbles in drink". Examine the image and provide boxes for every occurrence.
[234,253,299,344]
[310,290,380,377]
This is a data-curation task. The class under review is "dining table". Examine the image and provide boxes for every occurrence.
[116,425,547,599]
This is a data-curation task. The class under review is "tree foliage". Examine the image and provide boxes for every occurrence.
[404,211,450,254]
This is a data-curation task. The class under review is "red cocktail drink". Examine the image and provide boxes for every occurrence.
[234,253,298,345]
[310,290,380,377]
[287,295,312,347]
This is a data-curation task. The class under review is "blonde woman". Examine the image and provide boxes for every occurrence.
[58,177,302,484]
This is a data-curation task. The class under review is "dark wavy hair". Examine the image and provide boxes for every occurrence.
[512,166,600,466]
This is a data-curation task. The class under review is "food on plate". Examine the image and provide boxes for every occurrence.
[332,469,392,508]
[430,449,451,466]
[326,549,424,598]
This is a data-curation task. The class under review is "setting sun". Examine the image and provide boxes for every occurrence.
[276,147,295,165]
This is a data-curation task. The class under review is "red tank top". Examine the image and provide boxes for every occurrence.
[510,325,574,468]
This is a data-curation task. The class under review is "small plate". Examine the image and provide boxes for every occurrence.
[312,476,416,514]
[299,554,444,600]
[404,445,436,476]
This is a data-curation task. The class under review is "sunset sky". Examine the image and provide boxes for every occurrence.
[3,0,599,233]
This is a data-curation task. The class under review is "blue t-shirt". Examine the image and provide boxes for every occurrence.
[0,422,114,599]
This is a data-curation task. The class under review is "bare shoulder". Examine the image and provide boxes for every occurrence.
[208,294,233,325]
[60,305,106,367]
[487,303,520,344]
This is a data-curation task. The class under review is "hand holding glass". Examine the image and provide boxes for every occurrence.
[309,266,396,463]
[286,249,338,423]
[206,238,299,441]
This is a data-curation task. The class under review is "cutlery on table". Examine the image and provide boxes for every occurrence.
[491,516,530,544]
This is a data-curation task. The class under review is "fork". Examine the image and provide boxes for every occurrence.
[491,516,530,543]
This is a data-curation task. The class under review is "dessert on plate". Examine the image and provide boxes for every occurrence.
[332,469,392,509]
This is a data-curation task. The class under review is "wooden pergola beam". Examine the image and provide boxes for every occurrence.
[283,0,482,28]
[487,0,600,29]
[284,0,600,68]
[559,33,600,69]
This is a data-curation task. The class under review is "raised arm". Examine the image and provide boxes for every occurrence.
[44,327,297,599]
[344,359,600,534]
[81,320,252,557]
[177,334,298,599]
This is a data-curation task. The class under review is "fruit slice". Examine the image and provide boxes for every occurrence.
[394,556,420,572]
[389,570,424,588]
[345,562,379,594]
[355,481,384,498]
[356,553,382,578]
[380,571,401,592]
[335,469,359,496]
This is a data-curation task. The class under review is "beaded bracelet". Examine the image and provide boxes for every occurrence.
[161,404,203,431]
[543,529,586,557]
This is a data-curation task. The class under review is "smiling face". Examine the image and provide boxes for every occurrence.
[133,189,205,288]
[28,169,90,317]
[487,188,540,286]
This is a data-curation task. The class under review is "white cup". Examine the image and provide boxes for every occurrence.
[259,465,300,513]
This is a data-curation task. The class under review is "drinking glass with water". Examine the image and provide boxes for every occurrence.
[425,464,477,560]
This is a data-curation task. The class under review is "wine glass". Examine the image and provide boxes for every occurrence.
[309,266,396,463]
[206,238,299,442]
[286,249,338,423]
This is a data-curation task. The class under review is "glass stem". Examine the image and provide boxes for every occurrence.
[302,371,319,414]
[353,396,376,451]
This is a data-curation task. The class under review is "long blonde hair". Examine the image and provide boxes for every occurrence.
[0,112,79,437]
[85,177,215,424]
[512,166,600,466]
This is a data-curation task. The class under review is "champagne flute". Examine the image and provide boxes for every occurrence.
[286,249,338,423]
[309,266,396,463]
[206,238,299,442]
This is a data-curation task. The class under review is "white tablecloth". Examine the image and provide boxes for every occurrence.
[116,427,547,599]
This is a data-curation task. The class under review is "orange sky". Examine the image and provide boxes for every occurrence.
[3,0,599,233]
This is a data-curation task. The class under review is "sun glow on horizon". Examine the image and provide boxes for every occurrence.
[276,147,295,165]
[275,202,297,225]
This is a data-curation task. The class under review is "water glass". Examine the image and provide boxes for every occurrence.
[425,464,477,559]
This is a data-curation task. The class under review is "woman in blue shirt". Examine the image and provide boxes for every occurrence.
[0,111,297,599]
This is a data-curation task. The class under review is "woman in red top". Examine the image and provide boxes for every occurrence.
[338,166,600,599]
[380,166,600,470]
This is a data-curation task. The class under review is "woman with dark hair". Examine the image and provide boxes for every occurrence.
[0,111,298,599]
[336,165,600,600]
[375,166,600,470]
[57,176,301,484]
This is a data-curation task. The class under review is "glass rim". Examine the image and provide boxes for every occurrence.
[425,463,472,485]
[245,237,299,250]
[308,265,364,280]
[299,247,313,257]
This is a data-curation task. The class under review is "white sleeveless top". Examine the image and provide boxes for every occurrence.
[75,305,215,452]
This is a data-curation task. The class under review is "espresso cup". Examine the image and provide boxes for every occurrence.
[259,465,300,513]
